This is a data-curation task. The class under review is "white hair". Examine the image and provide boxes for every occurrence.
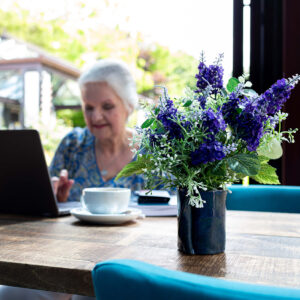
[78,59,138,114]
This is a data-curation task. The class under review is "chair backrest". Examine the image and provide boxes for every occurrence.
[92,259,300,300]
[226,185,300,213]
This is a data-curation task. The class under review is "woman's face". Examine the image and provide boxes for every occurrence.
[81,82,129,141]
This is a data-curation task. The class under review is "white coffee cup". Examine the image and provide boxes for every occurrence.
[81,187,131,214]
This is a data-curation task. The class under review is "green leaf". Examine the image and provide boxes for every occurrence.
[258,156,270,164]
[115,155,152,180]
[210,161,226,176]
[154,108,160,115]
[251,162,280,184]
[183,100,192,107]
[226,77,239,92]
[227,153,260,176]
[151,119,157,129]
[141,118,155,129]
[220,88,227,97]
[115,161,144,180]
[257,138,283,160]
[241,89,259,98]
[155,126,165,134]
[236,173,247,180]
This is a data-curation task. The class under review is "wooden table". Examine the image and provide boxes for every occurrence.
[0,211,300,296]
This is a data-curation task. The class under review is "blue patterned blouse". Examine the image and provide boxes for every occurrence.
[49,127,146,202]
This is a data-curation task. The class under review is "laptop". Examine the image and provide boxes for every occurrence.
[0,129,81,217]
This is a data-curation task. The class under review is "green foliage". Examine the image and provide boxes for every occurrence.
[226,77,239,92]
[251,158,280,184]
[137,45,198,97]
[0,6,198,97]
[0,9,87,67]
[227,154,260,176]
[241,89,258,98]
[135,71,155,94]
[56,109,85,128]
[118,61,298,206]
[257,137,283,159]
[141,118,155,129]
[116,155,153,180]
[183,100,193,107]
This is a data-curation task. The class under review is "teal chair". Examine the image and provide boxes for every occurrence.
[92,259,300,300]
[226,185,300,213]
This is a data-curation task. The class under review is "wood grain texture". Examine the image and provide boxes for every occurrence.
[0,211,300,296]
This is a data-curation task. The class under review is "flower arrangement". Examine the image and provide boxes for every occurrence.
[117,53,299,207]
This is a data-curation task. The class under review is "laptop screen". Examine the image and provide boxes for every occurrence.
[0,129,60,217]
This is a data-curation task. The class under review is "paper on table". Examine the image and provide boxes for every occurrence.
[129,195,177,217]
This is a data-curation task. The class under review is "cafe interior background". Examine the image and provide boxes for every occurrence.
[0,0,299,186]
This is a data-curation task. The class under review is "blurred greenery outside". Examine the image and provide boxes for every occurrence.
[0,4,198,163]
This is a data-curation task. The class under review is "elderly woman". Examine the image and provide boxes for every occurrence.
[51,59,144,203]
[0,59,144,300]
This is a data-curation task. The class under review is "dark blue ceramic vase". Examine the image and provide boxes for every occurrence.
[177,188,227,255]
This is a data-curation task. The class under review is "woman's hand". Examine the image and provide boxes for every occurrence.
[51,169,74,202]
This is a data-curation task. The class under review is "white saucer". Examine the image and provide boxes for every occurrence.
[70,207,143,225]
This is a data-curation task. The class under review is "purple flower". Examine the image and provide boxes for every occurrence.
[190,140,227,165]
[197,95,206,109]
[195,61,224,95]
[235,108,264,151]
[157,99,185,139]
[201,108,226,137]
[149,131,163,147]
[256,79,292,116]
[222,94,264,151]
[221,92,240,120]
